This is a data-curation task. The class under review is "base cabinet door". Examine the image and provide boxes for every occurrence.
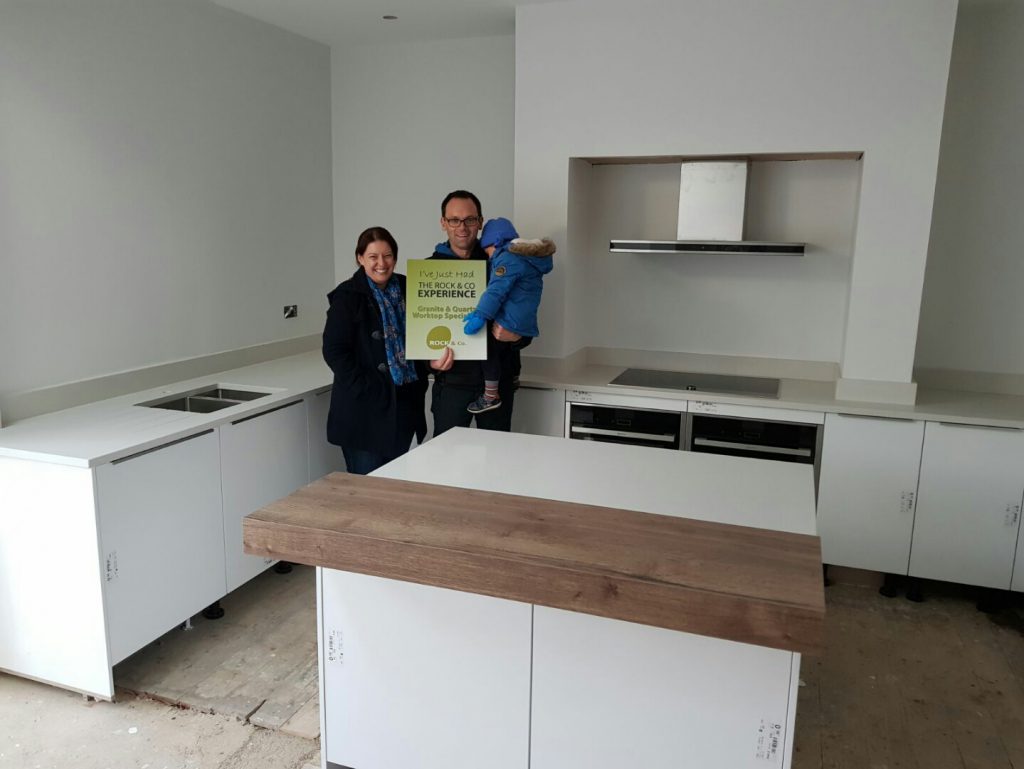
[306,389,345,482]
[530,607,798,769]
[510,386,565,437]
[320,569,531,769]
[816,414,924,573]
[96,430,225,664]
[909,422,1024,589]
[220,401,309,592]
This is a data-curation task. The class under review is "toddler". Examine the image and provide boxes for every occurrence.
[462,217,555,414]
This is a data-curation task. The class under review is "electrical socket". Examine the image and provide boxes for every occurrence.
[283,304,298,319]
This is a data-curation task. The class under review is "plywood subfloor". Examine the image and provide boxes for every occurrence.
[114,564,319,740]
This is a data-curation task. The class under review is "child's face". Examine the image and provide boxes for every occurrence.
[484,244,496,258]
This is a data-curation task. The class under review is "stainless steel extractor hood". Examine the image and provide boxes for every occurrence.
[609,161,806,256]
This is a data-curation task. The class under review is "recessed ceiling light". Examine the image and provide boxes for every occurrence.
[382,14,398,20]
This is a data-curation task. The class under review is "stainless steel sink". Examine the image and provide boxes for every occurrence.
[192,387,268,402]
[136,385,271,413]
[150,395,237,413]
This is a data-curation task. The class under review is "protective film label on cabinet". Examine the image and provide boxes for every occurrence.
[327,628,344,665]
[755,717,782,762]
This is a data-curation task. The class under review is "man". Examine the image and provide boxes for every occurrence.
[427,189,529,435]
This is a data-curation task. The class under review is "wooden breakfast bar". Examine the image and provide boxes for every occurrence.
[244,428,824,769]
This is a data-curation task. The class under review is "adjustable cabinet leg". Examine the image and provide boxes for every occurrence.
[976,588,1009,614]
[905,578,925,603]
[273,560,293,574]
[202,600,225,620]
[879,572,900,598]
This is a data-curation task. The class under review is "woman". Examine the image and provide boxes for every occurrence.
[323,226,452,475]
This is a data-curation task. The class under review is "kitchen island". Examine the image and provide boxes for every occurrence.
[244,428,823,769]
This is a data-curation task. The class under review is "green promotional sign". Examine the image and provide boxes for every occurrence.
[405,259,487,360]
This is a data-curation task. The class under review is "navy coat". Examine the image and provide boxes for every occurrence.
[322,268,428,454]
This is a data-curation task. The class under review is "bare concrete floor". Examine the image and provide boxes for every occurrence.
[795,568,1024,769]
[114,565,319,740]
[1,565,320,769]
[0,676,319,769]
[3,565,1024,768]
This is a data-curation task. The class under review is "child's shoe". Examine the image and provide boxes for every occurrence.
[467,394,502,414]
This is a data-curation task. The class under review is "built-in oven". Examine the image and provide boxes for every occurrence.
[566,390,685,450]
[685,400,824,491]
[566,390,824,493]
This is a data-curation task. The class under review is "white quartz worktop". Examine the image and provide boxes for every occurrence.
[6,347,1024,469]
[519,357,1024,429]
[377,428,817,536]
[0,352,333,467]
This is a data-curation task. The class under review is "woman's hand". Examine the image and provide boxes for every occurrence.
[492,323,522,343]
[430,346,454,371]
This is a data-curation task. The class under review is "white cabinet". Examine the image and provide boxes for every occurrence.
[531,607,798,769]
[0,371,331,700]
[306,388,345,481]
[510,386,565,437]
[816,414,924,574]
[220,400,309,592]
[96,430,225,664]
[320,570,532,769]
[909,422,1024,589]
[0,457,113,698]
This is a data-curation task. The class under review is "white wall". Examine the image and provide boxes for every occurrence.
[0,0,333,398]
[515,0,957,391]
[580,160,860,361]
[331,35,514,282]
[916,0,1024,377]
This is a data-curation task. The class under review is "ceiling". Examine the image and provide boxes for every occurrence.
[211,0,567,47]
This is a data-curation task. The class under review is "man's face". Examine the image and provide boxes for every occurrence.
[441,197,482,257]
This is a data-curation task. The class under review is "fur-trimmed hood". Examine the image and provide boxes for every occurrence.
[508,237,556,258]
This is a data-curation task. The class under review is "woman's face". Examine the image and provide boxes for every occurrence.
[357,240,396,287]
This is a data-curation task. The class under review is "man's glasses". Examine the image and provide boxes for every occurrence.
[445,216,481,229]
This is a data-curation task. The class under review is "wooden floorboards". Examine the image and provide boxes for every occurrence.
[112,563,1024,768]
[794,569,1024,769]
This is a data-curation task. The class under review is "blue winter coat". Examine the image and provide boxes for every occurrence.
[475,245,553,338]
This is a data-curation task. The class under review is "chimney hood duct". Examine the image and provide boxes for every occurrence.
[609,161,806,255]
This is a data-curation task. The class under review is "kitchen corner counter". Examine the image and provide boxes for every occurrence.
[518,356,1024,429]
[0,351,333,467]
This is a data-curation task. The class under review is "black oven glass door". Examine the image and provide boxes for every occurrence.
[687,414,817,464]
[569,404,681,450]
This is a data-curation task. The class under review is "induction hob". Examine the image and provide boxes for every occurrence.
[608,368,780,399]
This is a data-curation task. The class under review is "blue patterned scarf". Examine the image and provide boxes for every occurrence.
[367,276,418,386]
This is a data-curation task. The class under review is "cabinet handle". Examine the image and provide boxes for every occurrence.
[231,400,303,425]
[111,429,215,464]
[571,426,676,443]
[937,421,1024,431]
[692,437,812,457]
[314,386,332,396]
[519,385,557,392]
[837,413,918,423]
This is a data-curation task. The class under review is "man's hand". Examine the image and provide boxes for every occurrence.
[429,346,454,371]
[492,322,522,343]
[463,312,485,335]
